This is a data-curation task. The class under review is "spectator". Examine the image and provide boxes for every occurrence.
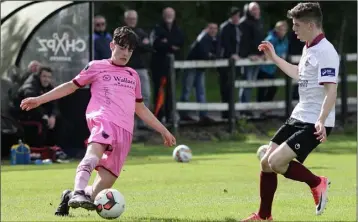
[238,2,265,106]
[93,15,112,60]
[257,21,289,102]
[14,66,61,147]
[20,60,41,84]
[288,31,305,100]
[217,6,241,119]
[7,61,41,114]
[150,7,184,123]
[180,23,218,123]
[124,10,153,130]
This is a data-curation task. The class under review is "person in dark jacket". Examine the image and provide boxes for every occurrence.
[93,15,112,60]
[288,31,305,100]
[180,23,218,123]
[150,7,185,123]
[238,2,265,105]
[217,7,241,119]
[15,66,61,147]
[257,21,289,102]
[124,9,153,129]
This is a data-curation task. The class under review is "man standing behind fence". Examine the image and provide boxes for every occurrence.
[150,7,184,123]
[124,10,153,130]
[238,2,265,108]
[179,23,218,124]
[93,15,112,60]
[257,21,289,103]
[217,7,241,120]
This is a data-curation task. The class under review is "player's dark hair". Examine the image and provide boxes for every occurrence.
[112,26,138,51]
[37,66,52,75]
[287,2,323,28]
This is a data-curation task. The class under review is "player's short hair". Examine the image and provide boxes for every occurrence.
[112,26,138,50]
[287,2,323,28]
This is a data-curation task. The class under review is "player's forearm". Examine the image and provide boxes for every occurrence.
[273,55,299,80]
[317,88,337,123]
[38,82,78,104]
[135,103,168,134]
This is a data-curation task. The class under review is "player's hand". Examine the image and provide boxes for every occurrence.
[314,120,327,143]
[161,130,176,147]
[258,41,278,61]
[20,97,41,111]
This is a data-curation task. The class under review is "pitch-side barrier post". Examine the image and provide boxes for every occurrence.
[340,53,347,126]
[168,54,178,136]
[228,58,236,134]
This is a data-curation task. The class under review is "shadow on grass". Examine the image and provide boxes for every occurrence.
[125,217,240,222]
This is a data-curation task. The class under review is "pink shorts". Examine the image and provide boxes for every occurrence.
[87,118,133,178]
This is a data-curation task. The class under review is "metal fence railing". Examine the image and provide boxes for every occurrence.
[168,53,357,135]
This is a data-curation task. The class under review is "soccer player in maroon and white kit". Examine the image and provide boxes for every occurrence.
[241,3,339,221]
[20,26,176,216]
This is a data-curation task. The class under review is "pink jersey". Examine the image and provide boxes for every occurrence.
[72,59,143,134]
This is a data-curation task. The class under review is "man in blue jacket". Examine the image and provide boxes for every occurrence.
[93,15,112,60]
[180,23,218,123]
[257,21,289,102]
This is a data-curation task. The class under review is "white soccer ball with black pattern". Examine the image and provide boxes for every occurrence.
[257,144,269,160]
[173,144,192,163]
[94,188,125,220]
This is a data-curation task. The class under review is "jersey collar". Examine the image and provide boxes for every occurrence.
[306,33,325,48]
[108,59,126,67]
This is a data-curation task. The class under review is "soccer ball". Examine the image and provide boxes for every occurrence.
[257,144,269,160]
[173,144,192,163]
[94,189,125,220]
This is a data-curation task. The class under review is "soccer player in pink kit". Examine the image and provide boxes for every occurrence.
[20,26,176,216]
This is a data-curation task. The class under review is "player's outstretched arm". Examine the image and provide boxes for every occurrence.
[135,102,176,147]
[258,41,299,80]
[20,81,79,111]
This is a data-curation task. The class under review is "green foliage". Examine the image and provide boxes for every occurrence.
[95,1,357,56]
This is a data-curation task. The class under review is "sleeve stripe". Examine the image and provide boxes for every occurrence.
[72,79,84,88]
[136,98,143,103]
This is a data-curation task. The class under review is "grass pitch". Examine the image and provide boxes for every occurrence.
[1,133,356,221]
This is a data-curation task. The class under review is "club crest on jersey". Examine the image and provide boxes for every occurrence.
[321,68,335,77]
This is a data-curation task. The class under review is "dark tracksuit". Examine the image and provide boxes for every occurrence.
[150,21,184,122]
[217,20,241,118]
[288,31,305,100]
[14,74,62,147]
[238,10,265,103]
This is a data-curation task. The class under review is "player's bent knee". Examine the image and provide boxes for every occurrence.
[260,142,279,172]
[260,157,273,172]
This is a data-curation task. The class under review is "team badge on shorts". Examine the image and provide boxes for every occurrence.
[294,143,301,150]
